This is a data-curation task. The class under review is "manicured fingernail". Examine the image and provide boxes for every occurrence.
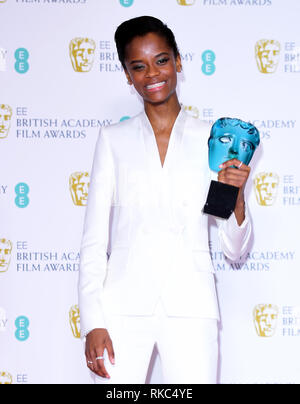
[219,164,224,168]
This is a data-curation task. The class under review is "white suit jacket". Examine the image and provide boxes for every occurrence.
[78,107,252,338]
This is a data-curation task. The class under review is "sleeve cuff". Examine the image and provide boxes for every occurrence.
[217,202,252,261]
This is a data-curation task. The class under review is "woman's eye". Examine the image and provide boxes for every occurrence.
[157,57,169,65]
[132,64,145,71]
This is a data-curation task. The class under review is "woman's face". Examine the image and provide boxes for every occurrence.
[124,32,182,105]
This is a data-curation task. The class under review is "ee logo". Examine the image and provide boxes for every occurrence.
[120,116,130,122]
[202,50,216,76]
[15,183,30,208]
[15,316,30,342]
[120,0,134,7]
[15,48,29,74]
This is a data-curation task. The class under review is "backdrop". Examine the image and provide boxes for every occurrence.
[1,0,300,385]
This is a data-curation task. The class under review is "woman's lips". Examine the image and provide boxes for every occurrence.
[145,81,167,92]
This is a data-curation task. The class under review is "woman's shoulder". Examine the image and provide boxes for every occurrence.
[101,112,142,137]
[184,111,213,133]
[182,112,213,149]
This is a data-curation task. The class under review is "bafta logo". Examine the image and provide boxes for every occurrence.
[177,0,195,4]
[0,239,12,273]
[183,105,199,119]
[254,172,279,207]
[254,304,279,338]
[69,305,80,339]
[255,40,281,74]
[0,104,12,139]
[69,172,90,206]
[0,372,12,384]
[69,38,96,72]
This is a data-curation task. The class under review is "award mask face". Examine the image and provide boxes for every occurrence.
[208,118,260,172]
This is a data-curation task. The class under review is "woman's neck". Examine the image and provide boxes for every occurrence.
[144,95,181,134]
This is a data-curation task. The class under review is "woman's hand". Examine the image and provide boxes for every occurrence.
[85,328,115,379]
[218,158,251,225]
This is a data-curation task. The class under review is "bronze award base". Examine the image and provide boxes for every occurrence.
[203,180,239,219]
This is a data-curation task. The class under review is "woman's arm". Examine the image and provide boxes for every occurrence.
[79,128,115,336]
[78,128,115,378]
[218,158,250,226]
[215,158,252,261]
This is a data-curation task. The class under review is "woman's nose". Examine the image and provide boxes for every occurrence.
[146,64,160,78]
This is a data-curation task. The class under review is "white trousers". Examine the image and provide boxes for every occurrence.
[93,299,219,384]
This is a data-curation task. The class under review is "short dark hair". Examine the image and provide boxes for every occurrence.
[114,16,180,69]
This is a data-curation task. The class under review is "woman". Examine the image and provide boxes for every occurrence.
[78,16,252,384]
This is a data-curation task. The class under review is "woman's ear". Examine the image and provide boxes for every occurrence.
[125,69,133,85]
[176,55,182,73]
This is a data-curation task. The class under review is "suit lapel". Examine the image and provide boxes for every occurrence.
[138,107,188,231]
[139,106,187,174]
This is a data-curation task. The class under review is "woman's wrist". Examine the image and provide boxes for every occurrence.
[234,197,246,226]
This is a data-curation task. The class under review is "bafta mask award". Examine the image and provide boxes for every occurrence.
[203,117,260,219]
